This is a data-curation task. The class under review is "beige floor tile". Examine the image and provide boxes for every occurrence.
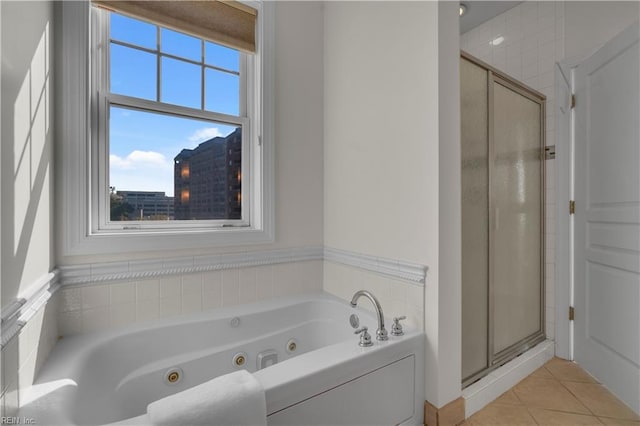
[545,359,598,383]
[467,403,537,425]
[529,408,604,425]
[494,390,522,406]
[563,382,640,421]
[513,376,591,414]
[598,417,640,425]
[530,366,555,380]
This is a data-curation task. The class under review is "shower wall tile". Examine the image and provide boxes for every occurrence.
[463,1,563,345]
[57,260,324,337]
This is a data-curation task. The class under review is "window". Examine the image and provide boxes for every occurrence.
[95,7,250,228]
[59,1,274,255]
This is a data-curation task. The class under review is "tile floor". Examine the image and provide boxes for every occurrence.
[462,357,640,425]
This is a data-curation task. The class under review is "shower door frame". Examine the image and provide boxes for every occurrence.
[461,51,547,388]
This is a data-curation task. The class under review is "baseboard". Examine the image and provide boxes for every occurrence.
[424,397,465,426]
[462,339,555,418]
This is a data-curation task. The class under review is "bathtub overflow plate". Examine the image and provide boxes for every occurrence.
[349,314,360,329]
[229,317,241,328]
[164,367,183,385]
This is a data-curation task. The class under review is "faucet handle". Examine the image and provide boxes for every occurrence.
[354,326,373,347]
[391,316,407,336]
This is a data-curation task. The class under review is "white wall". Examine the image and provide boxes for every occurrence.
[323,0,461,409]
[1,0,57,416]
[323,1,437,267]
[436,0,463,408]
[322,0,437,340]
[565,1,640,64]
[54,2,326,334]
[1,0,55,320]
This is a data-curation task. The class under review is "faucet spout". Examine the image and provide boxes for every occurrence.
[350,290,388,341]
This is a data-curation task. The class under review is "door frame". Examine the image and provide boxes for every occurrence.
[554,55,585,360]
[554,60,575,360]
[556,23,640,367]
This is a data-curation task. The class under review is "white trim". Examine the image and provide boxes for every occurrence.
[59,246,323,286]
[58,1,275,257]
[463,340,555,418]
[324,247,428,285]
[57,246,426,287]
[1,271,60,348]
[554,61,573,360]
[0,300,25,325]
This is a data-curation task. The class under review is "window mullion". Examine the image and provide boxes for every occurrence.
[201,40,205,110]
[107,93,247,126]
[156,25,161,102]
[95,8,112,232]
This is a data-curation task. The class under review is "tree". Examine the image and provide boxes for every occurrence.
[110,188,134,221]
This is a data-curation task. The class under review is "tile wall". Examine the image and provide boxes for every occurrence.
[1,294,59,417]
[323,261,424,330]
[461,1,564,341]
[58,260,323,336]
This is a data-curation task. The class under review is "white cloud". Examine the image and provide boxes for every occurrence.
[110,151,174,196]
[110,150,168,170]
[188,127,223,144]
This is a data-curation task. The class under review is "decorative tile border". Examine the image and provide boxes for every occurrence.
[1,271,60,348]
[324,247,428,285]
[60,246,325,286]
[3,245,428,345]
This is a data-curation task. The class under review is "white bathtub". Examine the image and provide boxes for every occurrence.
[19,292,424,425]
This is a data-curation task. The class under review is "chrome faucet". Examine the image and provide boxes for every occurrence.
[350,290,388,341]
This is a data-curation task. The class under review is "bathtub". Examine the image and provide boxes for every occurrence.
[19,292,424,425]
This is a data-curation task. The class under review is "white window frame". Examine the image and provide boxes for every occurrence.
[58,1,274,256]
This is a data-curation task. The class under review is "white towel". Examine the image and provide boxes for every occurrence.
[147,370,267,426]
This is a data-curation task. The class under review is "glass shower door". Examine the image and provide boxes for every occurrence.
[461,58,490,381]
[490,77,545,363]
[461,53,545,386]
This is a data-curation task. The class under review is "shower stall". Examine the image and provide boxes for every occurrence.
[461,52,546,386]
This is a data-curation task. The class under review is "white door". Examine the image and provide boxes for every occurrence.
[573,22,640,414]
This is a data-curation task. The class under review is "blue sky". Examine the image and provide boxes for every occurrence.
[108,12,240,197]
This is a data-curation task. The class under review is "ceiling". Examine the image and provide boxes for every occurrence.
[460,1,523,34]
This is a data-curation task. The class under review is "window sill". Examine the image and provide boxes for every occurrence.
[64,226,274,256]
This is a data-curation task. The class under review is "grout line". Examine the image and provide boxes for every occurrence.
[524,406,541,425]
[499,360,601,420]
[597,415,640,424]
[557,378,598,417]
[511,385,525,405]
